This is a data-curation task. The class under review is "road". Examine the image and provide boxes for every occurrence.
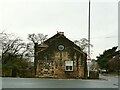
[1,74,119,88]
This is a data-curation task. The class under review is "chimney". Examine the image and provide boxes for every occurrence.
[57,31,64,35]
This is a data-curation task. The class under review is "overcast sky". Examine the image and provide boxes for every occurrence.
[0,0,119,59]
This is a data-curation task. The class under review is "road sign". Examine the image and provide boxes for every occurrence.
[87,55,91,61]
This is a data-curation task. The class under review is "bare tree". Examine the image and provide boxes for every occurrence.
[27,33,48,57]
[0,32,27,57]
[74,38,93,52]
[27,33,48,76]
[0,32,30,63]
[0,32,33,77]
[28,33,48,44]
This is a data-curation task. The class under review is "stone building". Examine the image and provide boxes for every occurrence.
[34,32,87,79]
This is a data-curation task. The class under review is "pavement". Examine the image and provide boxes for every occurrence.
[1,74,119,88]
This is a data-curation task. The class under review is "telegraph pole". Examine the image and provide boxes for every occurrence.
[88,0,90,57]
[87,0,91,78]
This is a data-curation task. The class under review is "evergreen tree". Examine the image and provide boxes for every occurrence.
[97,46,119,72]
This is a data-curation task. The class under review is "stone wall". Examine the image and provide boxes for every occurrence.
[36,50,86,79]
[35,33,87,79]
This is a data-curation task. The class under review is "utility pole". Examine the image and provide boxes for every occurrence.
[88,0,90,57]
[87,0,91,78]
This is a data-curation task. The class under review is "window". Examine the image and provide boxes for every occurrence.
[65,61,73,71]
[66,66,72,71]
[58,45,65,51]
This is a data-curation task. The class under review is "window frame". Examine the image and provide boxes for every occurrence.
[65,61,73,71]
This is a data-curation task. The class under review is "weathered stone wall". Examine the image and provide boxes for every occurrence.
[36,34,87,78]
[36,50,85,78]
[36,60,54,77]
